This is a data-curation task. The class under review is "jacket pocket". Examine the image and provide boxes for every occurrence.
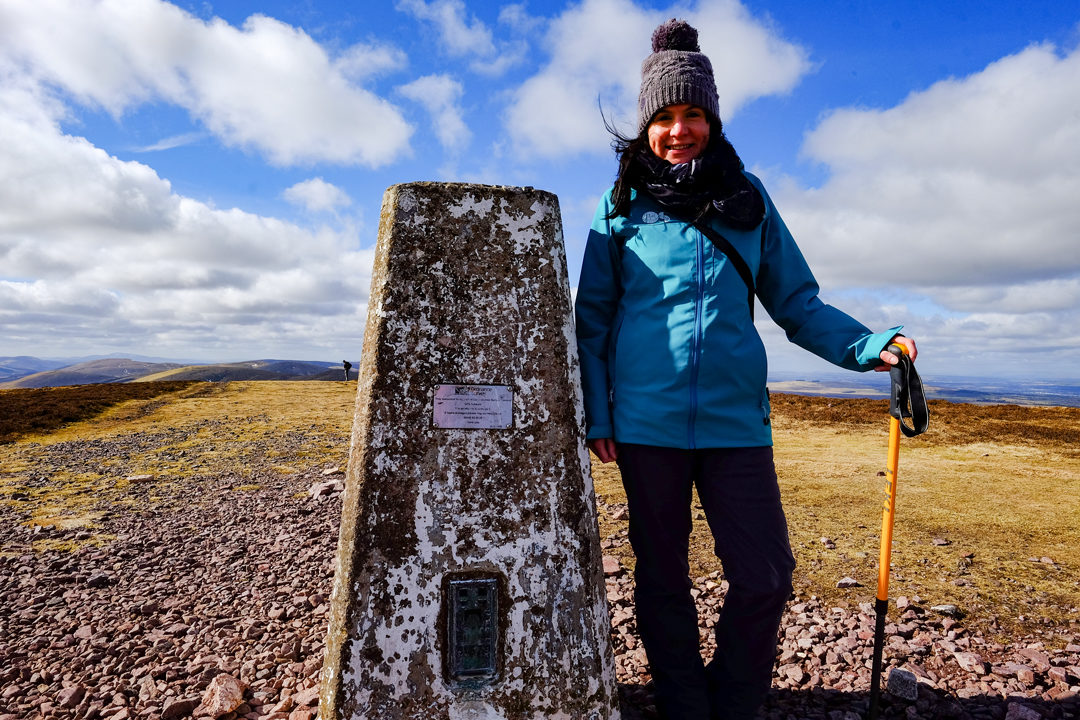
[761,387,771,426]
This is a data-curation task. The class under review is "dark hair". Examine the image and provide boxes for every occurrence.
[602,107,726,219]
[607,127,649,220]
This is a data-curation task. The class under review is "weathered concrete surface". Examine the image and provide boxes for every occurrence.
[319,183,620,720]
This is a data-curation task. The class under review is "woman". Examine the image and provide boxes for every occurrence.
[574,19,917,720]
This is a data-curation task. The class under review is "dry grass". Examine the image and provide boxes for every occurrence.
[591,394,1080,647]
[0,381,356,552]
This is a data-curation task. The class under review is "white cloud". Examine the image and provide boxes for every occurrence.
[334,40,408,82]
[504,0,811,158]
[0,83,173,238]
[283,178,353,213]
[929,278,1080,316]
[395,0,530,76]
[0,0,413,167]
[692,1,811,117]
[772,42,1080,300]
[0,280,121,317]
[476,4,543,77]
[398,75,470,153]
[0,78,373,360]
[743,40,1080,378]
[498,4,544,35]
[396,0,496,58]
[134,132,208,153]
[503,0,651,158]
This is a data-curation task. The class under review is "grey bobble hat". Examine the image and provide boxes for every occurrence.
[637,19,720,135]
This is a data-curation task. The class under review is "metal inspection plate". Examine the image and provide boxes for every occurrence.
[447,577,498,679]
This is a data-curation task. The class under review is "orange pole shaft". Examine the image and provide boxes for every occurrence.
[877,415,902,601]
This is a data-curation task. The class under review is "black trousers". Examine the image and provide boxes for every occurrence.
[617,444,795,720]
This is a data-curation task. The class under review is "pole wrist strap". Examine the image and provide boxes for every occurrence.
[889,352,929,437]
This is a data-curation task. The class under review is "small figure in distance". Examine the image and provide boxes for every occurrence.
[342,360,352,382]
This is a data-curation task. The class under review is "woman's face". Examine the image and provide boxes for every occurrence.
[647,104,710,165]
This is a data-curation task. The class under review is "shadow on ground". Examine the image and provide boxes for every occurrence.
[616,682,1078,720]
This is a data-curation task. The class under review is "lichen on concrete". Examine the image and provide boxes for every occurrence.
[319,183,620,719]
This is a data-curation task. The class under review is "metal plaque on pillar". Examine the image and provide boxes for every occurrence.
[318,183,621,720]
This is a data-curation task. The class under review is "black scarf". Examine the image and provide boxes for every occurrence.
[632,138,765,230]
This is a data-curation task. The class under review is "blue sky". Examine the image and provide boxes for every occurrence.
[1,0,1078,381]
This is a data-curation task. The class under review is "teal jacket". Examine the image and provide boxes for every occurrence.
[575,174,901,449]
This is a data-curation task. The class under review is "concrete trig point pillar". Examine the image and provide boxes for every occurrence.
[319,182,621,720]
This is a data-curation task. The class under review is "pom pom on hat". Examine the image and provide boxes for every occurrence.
[651,19,700,53]
[637,19,720,134]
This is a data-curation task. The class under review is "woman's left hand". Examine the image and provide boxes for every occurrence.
[875,335,918,371]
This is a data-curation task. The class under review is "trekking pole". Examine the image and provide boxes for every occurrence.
[868,342,928,720]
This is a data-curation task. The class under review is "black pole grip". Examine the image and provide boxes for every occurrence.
[887,344,906,422]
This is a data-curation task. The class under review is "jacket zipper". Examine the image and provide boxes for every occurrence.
[688,228,705,449]
[608,308,625,405]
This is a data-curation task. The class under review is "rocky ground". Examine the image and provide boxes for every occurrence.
[2,430,1079,720]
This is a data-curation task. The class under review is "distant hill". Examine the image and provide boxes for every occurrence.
[139,359,348,383]
[0,356,69,383]
[0,357,355,388]
[2,358,186,389]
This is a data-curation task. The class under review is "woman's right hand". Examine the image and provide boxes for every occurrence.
[587,438,618,464]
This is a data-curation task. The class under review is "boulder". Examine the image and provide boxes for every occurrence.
[200,674,246,718]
